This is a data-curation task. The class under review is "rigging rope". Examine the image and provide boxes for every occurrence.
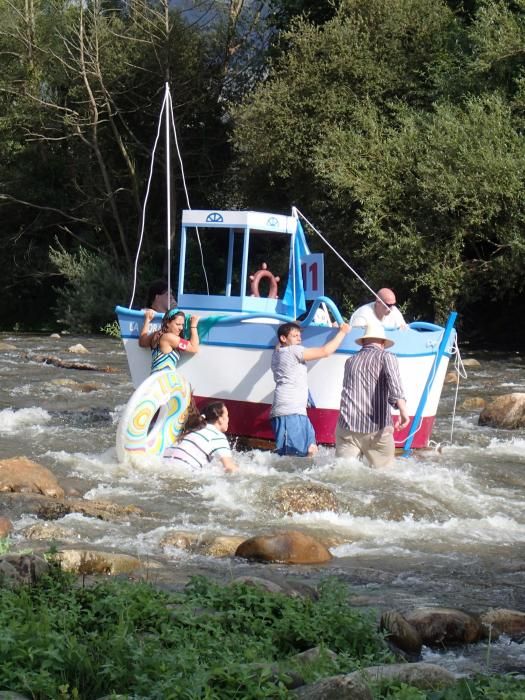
[293,207,391,311]
[128,83,210,309]
[167,88,210,295]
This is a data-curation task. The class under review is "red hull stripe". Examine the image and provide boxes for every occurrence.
[193,396,435,449]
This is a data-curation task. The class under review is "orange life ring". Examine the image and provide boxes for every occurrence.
[250,263,280,298]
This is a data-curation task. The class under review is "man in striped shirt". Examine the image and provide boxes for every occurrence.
[336,322,410,468]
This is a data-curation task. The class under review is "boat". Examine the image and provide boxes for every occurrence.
[115,86,457,461]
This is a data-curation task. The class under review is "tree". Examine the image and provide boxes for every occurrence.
[230,0,525,325]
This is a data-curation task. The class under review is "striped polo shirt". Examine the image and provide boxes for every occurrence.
[166,424,231,468]
[338,345,406,433]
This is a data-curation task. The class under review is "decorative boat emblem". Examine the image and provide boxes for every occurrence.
[206,212,224,223]
[267,216,278,227]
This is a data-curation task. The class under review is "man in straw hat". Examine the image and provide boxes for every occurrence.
[336,321,410,468]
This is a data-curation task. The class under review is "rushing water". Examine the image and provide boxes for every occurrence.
[1,332,524,675]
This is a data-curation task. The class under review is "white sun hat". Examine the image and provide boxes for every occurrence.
[355,322,395,349]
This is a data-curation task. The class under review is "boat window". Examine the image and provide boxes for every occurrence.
[182,226,291,298]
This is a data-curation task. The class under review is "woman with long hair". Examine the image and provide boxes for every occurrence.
[166,400,237,473]
[139,308,200,373]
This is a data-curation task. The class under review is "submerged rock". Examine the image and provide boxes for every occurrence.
[273,483,339,515]
[235,530,332,565]
[478,393,525,429]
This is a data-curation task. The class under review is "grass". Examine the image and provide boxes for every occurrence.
[0,564,523,699]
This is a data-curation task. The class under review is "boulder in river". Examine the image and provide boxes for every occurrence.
[380,610,423,655]
[235,530,332,564]
[480,608,525,641]
[404,607,483,646]
[0,457,64,498]
[478,392,525,429]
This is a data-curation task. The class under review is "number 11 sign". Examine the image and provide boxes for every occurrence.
[301,254,324,300]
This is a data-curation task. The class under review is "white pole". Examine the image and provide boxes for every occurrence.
[165,82,172,308]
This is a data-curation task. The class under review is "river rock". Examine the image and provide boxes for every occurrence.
[380,610,423,655]
[0,554,49,587]
[201,535,246,557]
[235,530,332,564]
[292,647,338,665]
[231,575,318,600]
[404,607,483,646]
[67,343,89,354]
[21,522,77,542]
[50,333,61,339]
[51,378,102,393]
[348,662,456,689]
[444,371,459,383]
[0,342,17,351]
[160,530,199,550]
[480,608,525,641]
[58,548,145,575]
[478,393,525,429]
[462,358,481,368]
[273,483,339,515]
[0,457,64,498]
[461,397,486,410]
[38,498,143,521]
[0,516,13,538]
[292,672,372,699]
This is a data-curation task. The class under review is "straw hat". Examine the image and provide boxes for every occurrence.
[355,322,395,349]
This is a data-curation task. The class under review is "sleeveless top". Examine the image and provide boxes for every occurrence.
[150,335,189,374]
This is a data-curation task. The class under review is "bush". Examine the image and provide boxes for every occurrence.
[49,244,129,333]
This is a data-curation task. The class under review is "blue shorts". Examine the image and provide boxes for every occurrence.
[271,414,316,457]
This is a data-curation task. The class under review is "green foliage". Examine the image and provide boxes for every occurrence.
[1,569,523,699]
[49,244,128,333]
[0,572,384,699]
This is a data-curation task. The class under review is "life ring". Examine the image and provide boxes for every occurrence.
[116,369,191,463]
[250,262,280,298]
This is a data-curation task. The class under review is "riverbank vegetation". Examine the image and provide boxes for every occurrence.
[1,0,524,346]
[0,563,523,699]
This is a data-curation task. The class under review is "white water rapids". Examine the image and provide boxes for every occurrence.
[1,333,524,676]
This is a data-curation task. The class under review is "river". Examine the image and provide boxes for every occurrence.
[1,332,524,676]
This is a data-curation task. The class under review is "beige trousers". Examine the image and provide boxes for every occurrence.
[335,424,395,468]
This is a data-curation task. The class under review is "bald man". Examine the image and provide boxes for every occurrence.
[350,288,406,329]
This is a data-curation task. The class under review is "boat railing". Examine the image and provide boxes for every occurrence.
[301,296,344,326]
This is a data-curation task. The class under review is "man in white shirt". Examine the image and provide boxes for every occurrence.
[350,288,406,329]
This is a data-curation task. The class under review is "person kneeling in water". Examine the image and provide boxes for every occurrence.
[165,401,237,473]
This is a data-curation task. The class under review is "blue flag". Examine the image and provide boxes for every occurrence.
[282,219,310,318]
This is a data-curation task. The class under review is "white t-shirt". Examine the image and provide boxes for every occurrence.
[166,424,231,468]
[350,302,405,329]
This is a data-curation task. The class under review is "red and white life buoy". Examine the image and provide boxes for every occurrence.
[249,263,280,298]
